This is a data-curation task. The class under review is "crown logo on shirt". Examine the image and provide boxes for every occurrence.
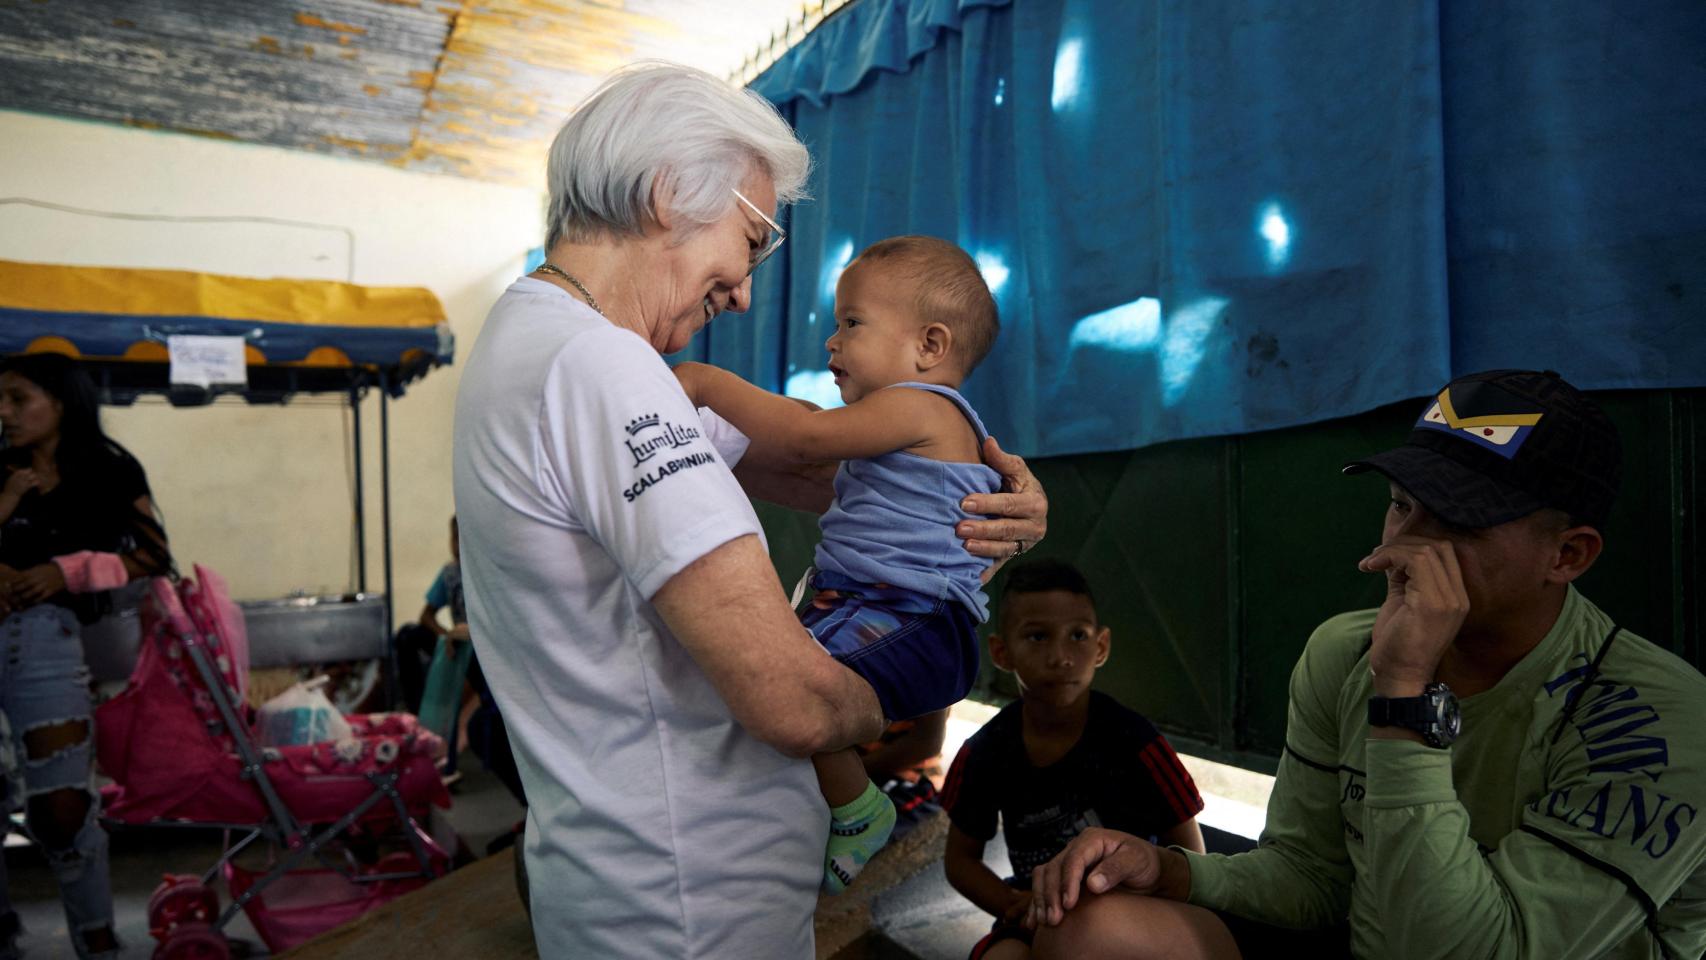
[625,414,661,436]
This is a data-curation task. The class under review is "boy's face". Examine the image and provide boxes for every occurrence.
[825,262,926,403]
[989,589,1110,708]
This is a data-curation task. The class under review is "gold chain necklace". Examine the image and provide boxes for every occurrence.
[536,262,601,314]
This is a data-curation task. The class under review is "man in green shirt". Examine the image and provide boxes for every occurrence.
[1024,370,1706,960]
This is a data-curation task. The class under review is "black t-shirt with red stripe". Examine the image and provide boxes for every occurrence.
[942,691,1203,885]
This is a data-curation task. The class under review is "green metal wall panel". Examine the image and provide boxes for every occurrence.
[1232,402,1410,758]
[752,500,821,594]
[1025,443,1233,744]
[1569,391,1701,664]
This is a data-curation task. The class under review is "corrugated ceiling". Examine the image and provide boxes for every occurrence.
[0,0,811,186]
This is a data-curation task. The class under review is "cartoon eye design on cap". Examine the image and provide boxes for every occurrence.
[1425,404,1523,445]
[1423,402,1525,445]
[1419,396,1541,458]
[1473,425,1522,445]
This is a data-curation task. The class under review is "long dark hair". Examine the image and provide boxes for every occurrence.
[0,353,172,575]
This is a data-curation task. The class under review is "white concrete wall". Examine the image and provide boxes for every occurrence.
[0,110,545,626]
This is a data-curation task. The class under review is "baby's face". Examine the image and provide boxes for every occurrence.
[824,263,924,403]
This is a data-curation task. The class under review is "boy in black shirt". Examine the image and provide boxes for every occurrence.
[941,559,1206,959]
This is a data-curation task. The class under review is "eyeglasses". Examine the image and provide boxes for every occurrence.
[731,188,786,275]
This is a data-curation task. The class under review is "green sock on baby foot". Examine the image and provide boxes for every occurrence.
[823,781,896,895]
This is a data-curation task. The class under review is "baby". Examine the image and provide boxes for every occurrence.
[674,235,1002,893]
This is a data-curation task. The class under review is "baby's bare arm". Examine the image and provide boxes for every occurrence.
[686,363,941,462]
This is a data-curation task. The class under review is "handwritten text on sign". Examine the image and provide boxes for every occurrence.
[167,335,249,389]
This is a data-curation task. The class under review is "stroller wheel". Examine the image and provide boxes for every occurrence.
[147,875,220,938]
[153,922,230,960]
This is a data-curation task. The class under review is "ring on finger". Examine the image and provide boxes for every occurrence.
[1015,539,1029,556]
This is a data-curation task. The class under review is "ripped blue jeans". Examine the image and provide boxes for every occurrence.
[0,605,115,959]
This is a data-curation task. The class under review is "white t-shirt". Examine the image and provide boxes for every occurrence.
[452,278,821,959]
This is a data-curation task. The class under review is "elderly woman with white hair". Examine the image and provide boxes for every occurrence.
[453,62,1047,958]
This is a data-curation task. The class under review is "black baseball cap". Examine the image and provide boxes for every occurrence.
[1343,370,1621,530]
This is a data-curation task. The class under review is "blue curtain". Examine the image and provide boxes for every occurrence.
[687,0,1706,458]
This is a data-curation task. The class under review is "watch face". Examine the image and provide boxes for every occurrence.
[1427,683,1462,747]
[1438,697,1462,738]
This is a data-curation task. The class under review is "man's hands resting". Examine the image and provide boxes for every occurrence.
[1027,828,1191,929]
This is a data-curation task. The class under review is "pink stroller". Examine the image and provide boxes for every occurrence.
[96,565,450,958]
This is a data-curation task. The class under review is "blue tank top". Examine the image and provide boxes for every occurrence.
[813,383,1003,621]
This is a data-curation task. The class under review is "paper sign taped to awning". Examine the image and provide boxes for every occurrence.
[168,335,248,388]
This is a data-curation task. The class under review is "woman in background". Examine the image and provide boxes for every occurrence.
[0,353,171,959]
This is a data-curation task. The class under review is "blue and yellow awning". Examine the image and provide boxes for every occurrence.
[0,259,451,380]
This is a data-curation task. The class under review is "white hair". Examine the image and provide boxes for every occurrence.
[544,61,811,248]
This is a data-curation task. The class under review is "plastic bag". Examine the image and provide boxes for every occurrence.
[257,676,354,747]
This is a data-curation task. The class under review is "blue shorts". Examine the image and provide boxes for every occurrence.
[799,571,979,722]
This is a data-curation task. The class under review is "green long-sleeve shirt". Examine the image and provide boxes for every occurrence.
[1186,588,1706,959]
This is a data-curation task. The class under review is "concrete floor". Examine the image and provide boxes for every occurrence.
[4,755,525,959]
[863,830,1011,960]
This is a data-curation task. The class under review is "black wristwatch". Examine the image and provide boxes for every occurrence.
[1368,681,1461,748]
